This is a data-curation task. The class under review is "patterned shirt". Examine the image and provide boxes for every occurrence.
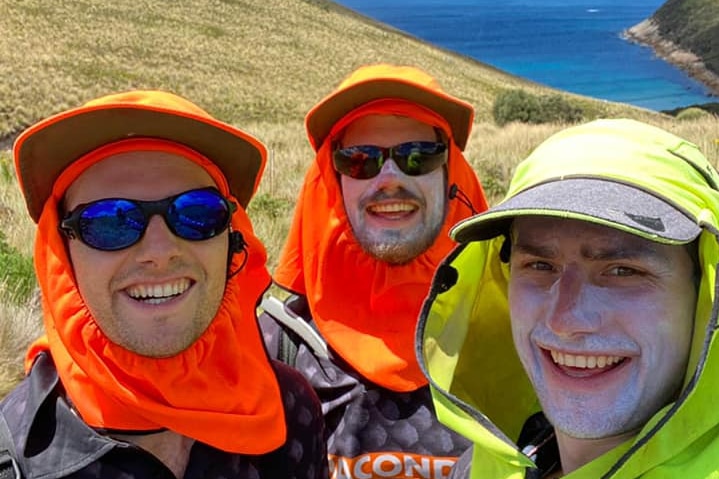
[261,296,472,479]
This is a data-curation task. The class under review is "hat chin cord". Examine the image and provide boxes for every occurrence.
[448,183,478,215]
[226,231,248,279]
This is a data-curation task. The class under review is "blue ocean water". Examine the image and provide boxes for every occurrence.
[336,0,716,111]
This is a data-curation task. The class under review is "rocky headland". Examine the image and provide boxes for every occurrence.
[624,19,719,99]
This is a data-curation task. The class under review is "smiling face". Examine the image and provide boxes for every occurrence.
[339,114,447,264]
[508,216,696,446]
[64,151,229,357]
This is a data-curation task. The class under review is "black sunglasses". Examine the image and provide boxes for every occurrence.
[60,187,236,251]
[332,141,448,180]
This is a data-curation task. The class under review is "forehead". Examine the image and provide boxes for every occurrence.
[340,114,436,147]
[65,151,216,207]
[511,216,667,256]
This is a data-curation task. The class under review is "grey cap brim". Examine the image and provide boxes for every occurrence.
[451,178,701,244]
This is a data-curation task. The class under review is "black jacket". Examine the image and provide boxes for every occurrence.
[0,353,328,478]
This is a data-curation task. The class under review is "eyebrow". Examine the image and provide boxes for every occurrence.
[512,239,671,265]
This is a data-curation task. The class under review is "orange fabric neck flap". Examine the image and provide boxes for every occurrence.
[274,101,488,392]
[26,139,285,454]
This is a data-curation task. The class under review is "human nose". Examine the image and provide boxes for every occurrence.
[373,158,406,187]
[545,266,601,337]
[133,215,181,267]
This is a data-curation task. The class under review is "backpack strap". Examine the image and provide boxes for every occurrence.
[277,322,300,367]
[0,411,22,479]
[260,295,329,366]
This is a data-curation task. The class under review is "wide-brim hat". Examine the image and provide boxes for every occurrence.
[14,90,266,223]
[305,64,474,151]
[451,119,715,245]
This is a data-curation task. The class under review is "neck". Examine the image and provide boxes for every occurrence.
[555,429,636,474]
[113,430,195,478]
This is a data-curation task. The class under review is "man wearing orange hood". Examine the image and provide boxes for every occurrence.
[0,91,327,478]
[261,64,489,479]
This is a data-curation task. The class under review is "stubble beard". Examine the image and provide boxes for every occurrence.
[353,208,445,265]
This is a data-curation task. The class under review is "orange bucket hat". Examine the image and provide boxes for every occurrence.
[14,90,266,222]
[305,63,475,151]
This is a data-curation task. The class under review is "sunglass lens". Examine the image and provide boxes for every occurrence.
[78,199,145,251]
[333,142,447,179]
[333,146,383,180]
[168,189,231,240]
[394,142,447,176]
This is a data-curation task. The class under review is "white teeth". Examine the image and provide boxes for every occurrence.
[126,279,191,302]
[369,203,415,213]
[550,350,624,369]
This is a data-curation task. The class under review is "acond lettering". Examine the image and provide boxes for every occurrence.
[329,452,457,479]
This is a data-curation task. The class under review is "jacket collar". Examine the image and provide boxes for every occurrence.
[15,353,118,477]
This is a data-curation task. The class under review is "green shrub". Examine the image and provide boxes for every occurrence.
[0,232,36,304]
[0,155,13,183]
[493,89,583,126]
[493,90,543,126]
[676,107,711,121]
[540,94,584,124]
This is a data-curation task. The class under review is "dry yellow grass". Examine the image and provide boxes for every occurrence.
[1,0,718,397]
[0,0,660,138]
[0,292,41,399]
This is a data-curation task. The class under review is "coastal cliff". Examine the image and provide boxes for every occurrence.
[624,0,719,98]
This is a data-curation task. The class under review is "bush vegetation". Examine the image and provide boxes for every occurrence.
[0,232,35,304]
[676,107,712,121]
[653,0,719,77]
[492,89,584,126]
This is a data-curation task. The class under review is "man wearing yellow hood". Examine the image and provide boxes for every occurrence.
[0,91,327,478]
[261,64,488,478]
[418,119,719,478]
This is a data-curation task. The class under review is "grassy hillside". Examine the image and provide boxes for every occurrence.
[1,0,661,140]
[0,0,717,397]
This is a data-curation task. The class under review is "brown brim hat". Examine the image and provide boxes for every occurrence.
[305,64,474,151]
[14,90,266,223]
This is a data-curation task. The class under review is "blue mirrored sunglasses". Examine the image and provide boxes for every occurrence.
[60,187,235,251]
[332,141,448,180]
